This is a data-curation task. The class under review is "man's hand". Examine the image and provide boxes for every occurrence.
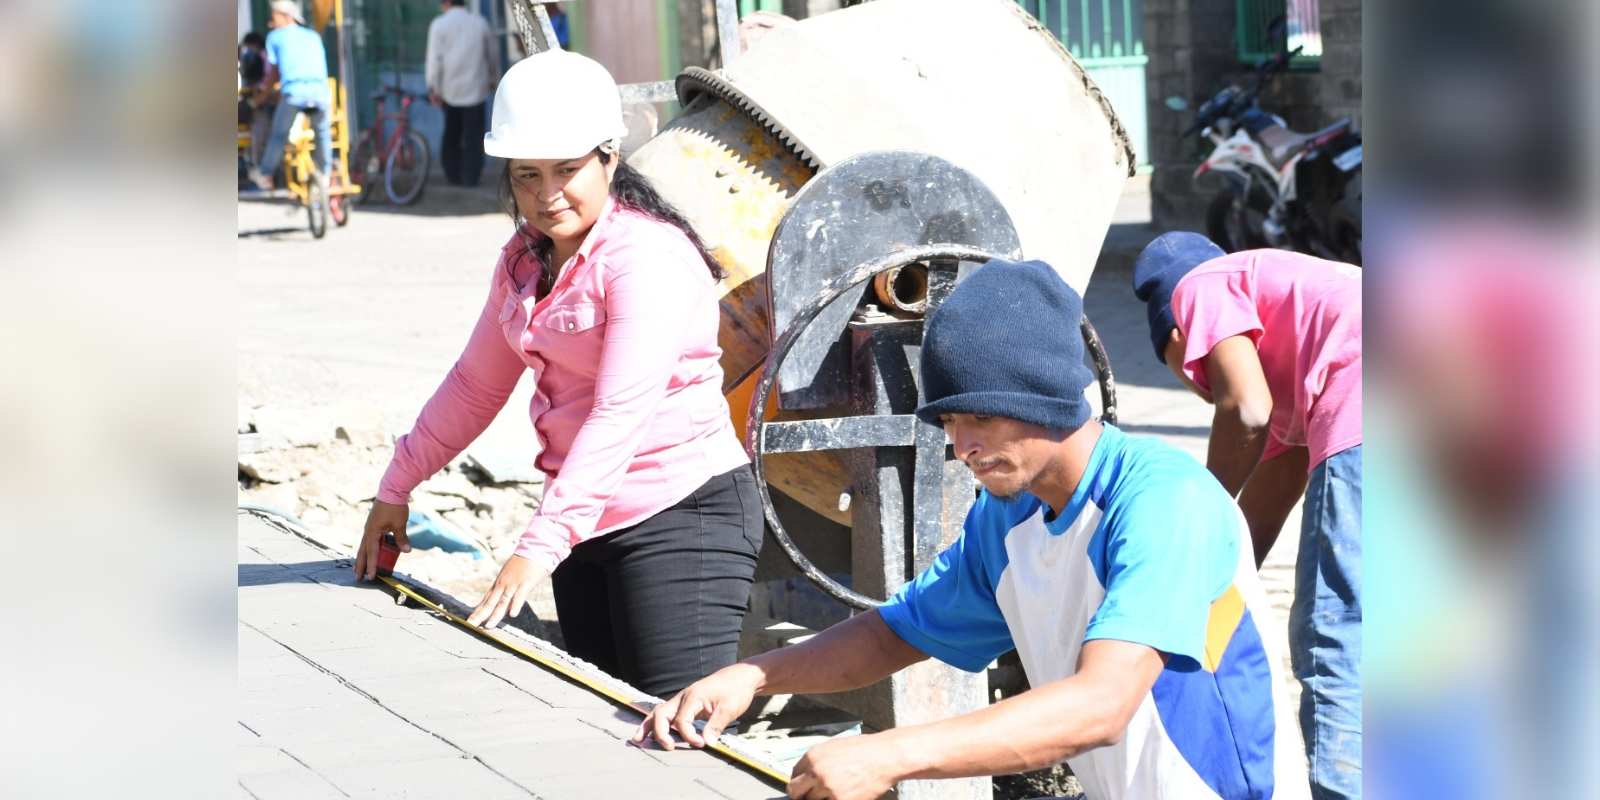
[428,90,443,109]
[786,734,907,800]
[631,663,764,751]
[355,500,411,581]
[466,555,546,629]
[1236,445,1309,566]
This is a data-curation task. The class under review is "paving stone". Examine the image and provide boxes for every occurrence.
[244,701,424,745]
[480,659,616,710]
[632,742,754,773]
[260,620,427,657]
[241,678,370,715]
[238,745,346,800]
[690,766,789,800]
[429,711,613,753]
[474,739,668,783]
[344,591,420,620]
[239,653,323,685]
[397,616,519,659]
[314,755,534,798]
[301,641,495,680]
[523,768,737,800]
[238,580,333,607]
[239,622,289,660]
[575,706,649,740]
[238,514,777,799]
[356,667,547,709]
[355,685,556,728]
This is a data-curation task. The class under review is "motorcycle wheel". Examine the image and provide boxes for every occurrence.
[1205,186,1272,253]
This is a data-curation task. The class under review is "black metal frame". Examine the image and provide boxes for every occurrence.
[748,246,1118,610]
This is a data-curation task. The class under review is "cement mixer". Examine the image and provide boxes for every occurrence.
[630,0,1130,525]
[510,2,1129,796]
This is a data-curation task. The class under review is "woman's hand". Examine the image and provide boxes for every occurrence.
[355,500,411,581]
[467,555,547,629]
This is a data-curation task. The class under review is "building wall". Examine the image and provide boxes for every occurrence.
[1319,0,1361,128]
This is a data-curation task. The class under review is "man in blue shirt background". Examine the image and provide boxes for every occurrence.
[634,260,1307,800]
[249,1,332,190]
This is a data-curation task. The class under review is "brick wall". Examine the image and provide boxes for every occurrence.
[1319,0,1362,128]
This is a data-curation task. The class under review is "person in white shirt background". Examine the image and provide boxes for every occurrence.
[426,0,498,187]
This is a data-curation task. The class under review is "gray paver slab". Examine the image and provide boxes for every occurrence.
[238,744,347,800]
[241,679,371,715]
[527,769,746,800]
[240,513,772,799]
[244,701,437,746]
[575,706,648,739]
[687,767,789,800]
[475,739,669,783]
[399,616,520,659]
[315,755,533,799]
[356,685,557,727]
[479,658,617,710]
[428,710,616,751]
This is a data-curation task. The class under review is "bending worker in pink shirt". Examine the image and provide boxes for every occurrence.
[352,50,762,699]
[1133,233,1361,800]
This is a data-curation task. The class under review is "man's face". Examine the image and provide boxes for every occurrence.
[939,414,1063,502]
[1164,328,1214,404]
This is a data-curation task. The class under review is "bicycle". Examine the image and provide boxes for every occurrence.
[349,86,431,206]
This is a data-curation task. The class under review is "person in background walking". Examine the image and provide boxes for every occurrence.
[427,0,498,187]
[249,1,332,192]
[1133,233,1362,800]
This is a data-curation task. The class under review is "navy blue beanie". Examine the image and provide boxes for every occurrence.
[915,259,1095,431]
[1131,232,1227,364]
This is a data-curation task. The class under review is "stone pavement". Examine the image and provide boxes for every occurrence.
[237,513,783,800]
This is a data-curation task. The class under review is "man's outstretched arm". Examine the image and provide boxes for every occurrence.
[632,609,928,750]
[785,639,1168,800]
[1203,334,1274,496]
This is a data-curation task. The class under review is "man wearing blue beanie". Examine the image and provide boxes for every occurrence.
[640,260,1307,800]
[1133,233,1362,800]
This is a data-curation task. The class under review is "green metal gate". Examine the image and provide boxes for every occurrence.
[1016,0,1148,167]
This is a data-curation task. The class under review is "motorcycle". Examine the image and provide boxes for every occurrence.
[1169,43,1363,265]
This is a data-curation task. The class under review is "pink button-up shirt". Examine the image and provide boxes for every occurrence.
[378,197,750,572]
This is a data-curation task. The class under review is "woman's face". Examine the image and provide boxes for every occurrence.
[508,152,617,250]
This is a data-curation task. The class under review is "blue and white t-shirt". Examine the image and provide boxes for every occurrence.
[880,425,1307,800]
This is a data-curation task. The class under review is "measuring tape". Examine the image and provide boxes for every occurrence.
[376,573,792,786]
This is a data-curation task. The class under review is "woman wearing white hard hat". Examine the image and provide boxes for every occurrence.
[355,50,762,699]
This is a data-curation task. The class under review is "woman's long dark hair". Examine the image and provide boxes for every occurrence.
[498,150,726,295]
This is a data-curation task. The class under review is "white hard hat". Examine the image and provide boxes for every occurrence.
[485,50,628,160]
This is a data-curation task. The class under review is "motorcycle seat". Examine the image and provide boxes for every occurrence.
[1258,118,1352,164]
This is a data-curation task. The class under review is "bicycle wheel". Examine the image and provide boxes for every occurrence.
[349,131,381,205]
[328,171,352,227]
[384,130,430,205]
[307,171,329,239]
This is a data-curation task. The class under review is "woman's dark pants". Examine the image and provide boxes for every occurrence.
[550,465,763,699]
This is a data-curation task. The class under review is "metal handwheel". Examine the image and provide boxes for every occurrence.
[747,244,1118,610]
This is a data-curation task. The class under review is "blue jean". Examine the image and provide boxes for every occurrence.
[259,91,331,176]
[1291,445,1363,799]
